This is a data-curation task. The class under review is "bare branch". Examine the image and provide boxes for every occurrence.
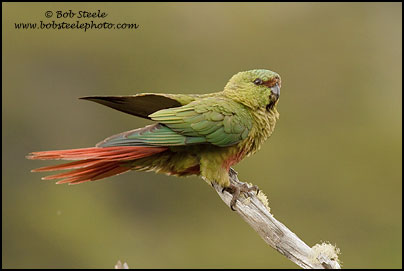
[208,168,341,269]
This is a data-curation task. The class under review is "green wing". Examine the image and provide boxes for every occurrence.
[96,123,207,147]
[149,96,252,147]
[97,97,252,148]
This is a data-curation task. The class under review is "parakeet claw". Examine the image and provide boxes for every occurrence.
[222,182,259,211]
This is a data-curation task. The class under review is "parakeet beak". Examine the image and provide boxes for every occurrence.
[266,83,280,111]
[271,83,280,99]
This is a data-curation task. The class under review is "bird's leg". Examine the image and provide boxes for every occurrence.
[222,180,259,211]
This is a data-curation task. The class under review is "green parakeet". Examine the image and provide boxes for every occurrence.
[27,69,281,209]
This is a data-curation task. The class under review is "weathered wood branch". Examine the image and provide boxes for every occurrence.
[207,168,341,269]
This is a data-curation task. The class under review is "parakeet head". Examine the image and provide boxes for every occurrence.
[223,69,281,111]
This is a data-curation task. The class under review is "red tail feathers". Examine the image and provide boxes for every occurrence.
[27,146,167,185]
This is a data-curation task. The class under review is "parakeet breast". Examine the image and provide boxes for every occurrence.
[241,107,279,158]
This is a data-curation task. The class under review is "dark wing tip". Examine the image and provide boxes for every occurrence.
[79,96,96,100]
[77,95,183,119]
[79,96,119,102]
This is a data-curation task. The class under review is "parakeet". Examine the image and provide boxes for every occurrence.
[27,69,281,210]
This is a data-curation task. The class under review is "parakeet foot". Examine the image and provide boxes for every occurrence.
[222,183,259,211]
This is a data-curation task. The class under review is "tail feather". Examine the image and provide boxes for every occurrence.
[27,146,162,161]
[27,146,167,185]
[55,161,129,185]
[41,160,112,180]
[31,159,99,172]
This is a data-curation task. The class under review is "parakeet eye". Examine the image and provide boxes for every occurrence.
[253,78,263,85]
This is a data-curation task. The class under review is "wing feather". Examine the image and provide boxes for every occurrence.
[149,97,253,147]
[96,96,253,148]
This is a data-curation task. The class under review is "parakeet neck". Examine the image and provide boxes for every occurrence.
[222,90,258,109]
[243,106,279,158]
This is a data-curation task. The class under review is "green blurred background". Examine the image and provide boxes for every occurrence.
[2,2,402,269]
